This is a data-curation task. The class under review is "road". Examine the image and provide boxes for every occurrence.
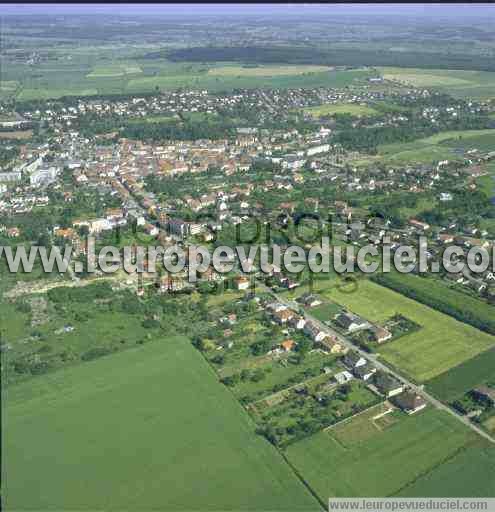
[258,281,495,445]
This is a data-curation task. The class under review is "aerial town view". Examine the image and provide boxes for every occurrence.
[1,3,495,511]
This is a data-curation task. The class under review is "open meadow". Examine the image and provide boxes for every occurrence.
[286,408,480,499]
[0,49,376,101]
[302,103,378,118]
[397,444,495,497]
[2,338,319,511]
[208,64,333,76]
[376,129,495,165]
[379,67,495,100]
[426,347,495,402]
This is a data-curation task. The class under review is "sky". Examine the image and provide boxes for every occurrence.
[2,3,494,18]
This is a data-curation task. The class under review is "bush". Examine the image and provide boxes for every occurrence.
[81,347,111,362]
[142,318,160,329]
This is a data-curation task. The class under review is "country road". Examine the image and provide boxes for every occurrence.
[258,281,495,445]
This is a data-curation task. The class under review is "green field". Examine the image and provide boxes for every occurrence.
[397,444,495,497]
[2,338,319,511]
[477,173,495,198]
[329,402,399,447]
[379,67,495,100]
[208,64,332,77]
[86,63,143,78]
[127,68,374,94]
[377,129,495,165]
[286,409,479,499]
[477,162,495,197]
[308,301,343,322]
[1,52,375,101]
[303,103,378,117]
[426,347,495,402]
[371,271,495,336]
[286,278,495,382]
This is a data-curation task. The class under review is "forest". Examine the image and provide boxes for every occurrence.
[166,46,495,73]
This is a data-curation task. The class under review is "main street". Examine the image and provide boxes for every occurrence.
[257,281,495,445]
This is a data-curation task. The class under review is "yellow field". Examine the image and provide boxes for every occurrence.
[381,70,472,87]
[0,130,33,140]
[208,65,332,77]
[378,67,495,100]
[304,103,378,117]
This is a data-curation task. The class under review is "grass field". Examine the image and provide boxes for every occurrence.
[379,67,495,100]
[0,130,33,140]
[0,80,19,98]
[2,338,319,511]
[397,444,495,497]
[376,129,495,164]
[286,409,479,499]
[477,174,495,198]
[371,271,495,336]
[303,103,378,117]
[208,64,332,76]
[1,52,375,101]
[18,87,99,101]
[329,402,397,447]
[440,133,495,153]
[308,301,343,322]
[426,346,495,402]
[86,64,142,78]
[285,278,495,382]
[127,68,374,94]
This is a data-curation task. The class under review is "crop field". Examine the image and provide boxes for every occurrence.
[18,87,99,101]
[375,128,495,165]
[0,130,33,140]
[208,64,333,76]
[303,103,378,117]
[371,271,495,336]
[127,68,375,94]
[1,49,376,101]
[397,444,495,497]
[308,301,343,322]
[426,347,495,402]
[477,172,495,198]
[86,63,143,78]
[286,409,478,499]
[0,80,19,98]
[440,132,495,153]
[329,402,398,447]
[286,278,495,382]
[379,67,495,100]
[2,338,318,511]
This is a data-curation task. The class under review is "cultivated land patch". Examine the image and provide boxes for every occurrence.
[2,339,318,511]
[86,64,143,78]
[18,87,99,101]
[286,409,478,499]
[397,444,495,497]
[126,68,374,94]
[329,402,397,447]
[377,129,495,165]
[303,103,378,117]
[285,278,495,382]
[208,64,333,77]
[379,67,495,100]
[426,346,495,402]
